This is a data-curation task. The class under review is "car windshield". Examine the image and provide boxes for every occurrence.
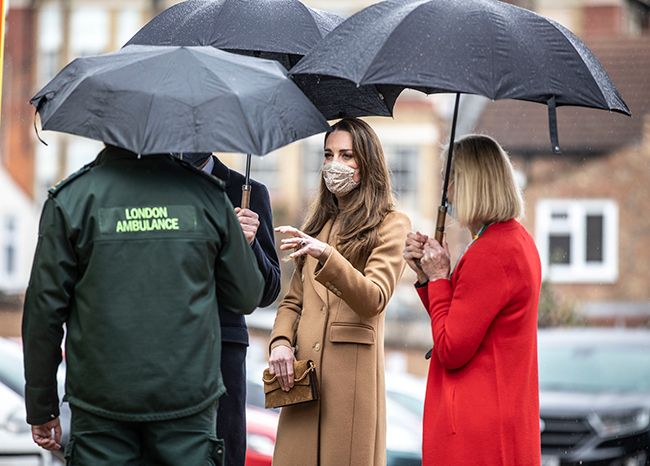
[0,342,25,396]
[538,342,650,393]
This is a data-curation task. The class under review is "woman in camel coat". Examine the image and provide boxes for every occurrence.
[268,118,410,466]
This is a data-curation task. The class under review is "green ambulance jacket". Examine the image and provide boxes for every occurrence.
[22,146,264,425]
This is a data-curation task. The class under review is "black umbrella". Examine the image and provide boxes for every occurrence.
[290,0,631,242]
[32,45,329,156]
[126,0,403,207]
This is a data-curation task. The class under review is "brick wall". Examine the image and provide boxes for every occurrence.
[514,125,650,304]
[1,6,36,199]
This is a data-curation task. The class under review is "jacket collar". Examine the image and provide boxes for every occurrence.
[210,156,231,187]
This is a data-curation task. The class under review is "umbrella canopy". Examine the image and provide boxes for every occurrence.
[125,0,402,120]
[290,0,630,241]
[31,45,329,156]
[291,0,629,116]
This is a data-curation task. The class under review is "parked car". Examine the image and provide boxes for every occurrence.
[538,328,650,466]
[245,405,277,466]
[386,372,425,466]
[0,338,68,461]
[246,367,425,466]
[0,380,60,465]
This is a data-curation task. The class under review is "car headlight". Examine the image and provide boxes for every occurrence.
[588,408,650,437]
[247,433,275,457]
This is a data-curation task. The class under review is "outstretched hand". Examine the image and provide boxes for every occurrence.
[275,226,328,261]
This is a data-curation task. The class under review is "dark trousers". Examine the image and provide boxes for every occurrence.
[217,342,247,466]
[65,403,222,466]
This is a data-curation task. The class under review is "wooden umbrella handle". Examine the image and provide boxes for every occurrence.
[241,184,251,210]
[434,205,447,244]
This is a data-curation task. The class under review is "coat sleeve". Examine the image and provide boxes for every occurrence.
[249,182,281,307]
[269,267,304,350]
[313,211,410,319]
[22,197,76,425]
[426,251,512,370]
[215,193,264,315]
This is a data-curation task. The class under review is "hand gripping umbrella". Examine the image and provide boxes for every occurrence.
[126,0,403,207]
[31,45,329,158]
[290,0,631,242]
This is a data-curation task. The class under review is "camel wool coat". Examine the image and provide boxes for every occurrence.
[269,210,410,466]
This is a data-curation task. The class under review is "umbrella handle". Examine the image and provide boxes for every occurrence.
[434,205,447,245]
[241,184,251,210]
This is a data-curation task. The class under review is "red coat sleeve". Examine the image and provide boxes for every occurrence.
[426,252,512,370]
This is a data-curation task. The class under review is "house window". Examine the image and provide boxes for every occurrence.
[249,154,280,193]
[71,7,109,56]
[536,199,618,283]
[385,145,418,209]
[302,142,325,197]
[38,4,63,86]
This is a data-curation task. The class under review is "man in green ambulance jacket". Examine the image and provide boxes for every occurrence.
[22,145,264,465]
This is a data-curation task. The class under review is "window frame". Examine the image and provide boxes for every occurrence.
[535,198,618,283]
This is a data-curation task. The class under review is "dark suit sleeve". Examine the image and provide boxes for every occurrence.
[215,193,265,315]
[249,182,281,307]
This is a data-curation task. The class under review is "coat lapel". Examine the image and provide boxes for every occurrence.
[306,219,335,306]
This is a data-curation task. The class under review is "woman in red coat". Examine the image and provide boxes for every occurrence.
[404,135,542,466]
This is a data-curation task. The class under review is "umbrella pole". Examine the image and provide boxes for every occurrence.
[242,153,252,209]
[435,92,461,244]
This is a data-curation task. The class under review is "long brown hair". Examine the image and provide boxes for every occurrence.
[301,118,394,269]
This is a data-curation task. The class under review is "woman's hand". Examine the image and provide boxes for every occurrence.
[269,344,296,392]
[404,231,429,284]
[420,238,451,282]
[275,226,328,261]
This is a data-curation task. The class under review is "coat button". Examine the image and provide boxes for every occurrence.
[336,291,342,297]
[313,342,321,351]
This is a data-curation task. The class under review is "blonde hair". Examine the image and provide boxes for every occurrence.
[442,134,524,228]
[301,118,394,269]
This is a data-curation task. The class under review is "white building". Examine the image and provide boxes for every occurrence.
[0,166,38,294]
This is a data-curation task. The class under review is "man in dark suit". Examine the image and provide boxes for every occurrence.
[182,152,281,466]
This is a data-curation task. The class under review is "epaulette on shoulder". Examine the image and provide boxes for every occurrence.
[48,162,95,197]
[171,156,226,191]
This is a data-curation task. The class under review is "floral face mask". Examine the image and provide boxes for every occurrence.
[322,161,360,196]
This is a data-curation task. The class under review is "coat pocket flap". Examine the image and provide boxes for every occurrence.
[329,323,375,345]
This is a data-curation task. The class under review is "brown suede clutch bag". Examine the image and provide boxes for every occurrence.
[263,360,319,409]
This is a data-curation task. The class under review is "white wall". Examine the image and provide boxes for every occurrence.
[0,167,39,294]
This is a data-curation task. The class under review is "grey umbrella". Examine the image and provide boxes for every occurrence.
[290,0,631,242]
[31,45,329,156]
[125,0,403,207]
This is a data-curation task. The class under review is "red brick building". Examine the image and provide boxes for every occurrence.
[474,37,650,324]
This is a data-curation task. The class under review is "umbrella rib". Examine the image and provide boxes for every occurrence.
[545,20,610,109]
[359,0,432,86]
[174,1,220,44]
[231,89,262,156]
[139,92,158,154]
[294,0,327,41]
